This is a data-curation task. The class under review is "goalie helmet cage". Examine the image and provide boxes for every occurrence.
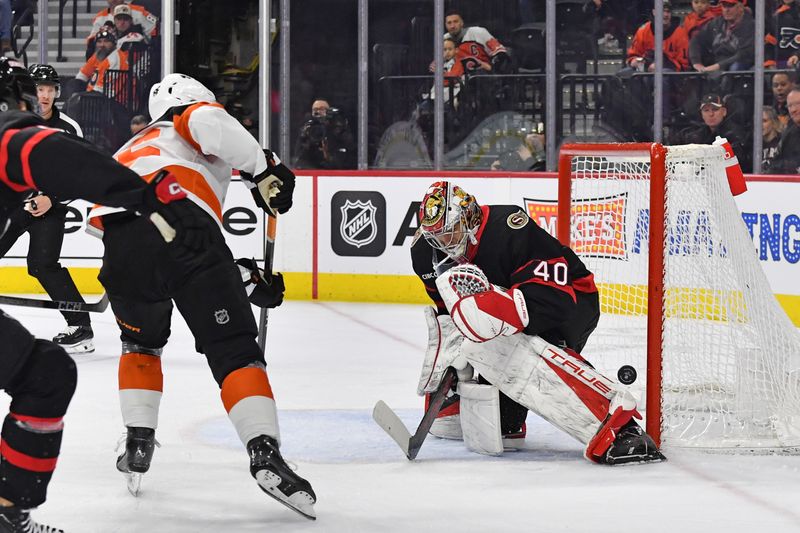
[557,142,800,453]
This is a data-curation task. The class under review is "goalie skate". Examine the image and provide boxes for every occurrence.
[116,427,159,496]
[601,420,666,466]
[248,435,317,520]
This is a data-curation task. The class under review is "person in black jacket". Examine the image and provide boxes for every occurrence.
[689,0,754,72]
[0,63,95,354]
[0,57,205,533]
[672,93,751,171]
[765,87,800,173]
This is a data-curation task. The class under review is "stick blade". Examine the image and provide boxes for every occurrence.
[372,400,412,458]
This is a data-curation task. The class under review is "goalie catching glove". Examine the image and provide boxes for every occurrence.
[143,170,210,261]
[236,258,286,309]
[240,149,296,216]
[435,264,529,343]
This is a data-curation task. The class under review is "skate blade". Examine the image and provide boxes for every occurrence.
[255,471,316,521]
[63,340,95,354]
[124,472,142,496]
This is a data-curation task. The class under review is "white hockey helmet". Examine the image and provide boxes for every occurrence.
[148,73,216,121]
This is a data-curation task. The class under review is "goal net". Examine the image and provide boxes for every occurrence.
[557,143,800,452]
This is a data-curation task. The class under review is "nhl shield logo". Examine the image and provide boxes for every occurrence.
[214,309,230,324]
[340,200,378,248]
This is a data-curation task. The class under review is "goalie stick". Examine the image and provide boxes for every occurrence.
[0,293,109,313]
[257,213,277,353]
[372,367,457,460]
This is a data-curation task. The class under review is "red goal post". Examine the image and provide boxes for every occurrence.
[555,142,800,452]
[557,143,666,444]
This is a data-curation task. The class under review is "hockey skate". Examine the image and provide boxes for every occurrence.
[52,325,94,354]
[247,435,317,520]
[116,427,158,496]
[0,507,63,533]
[601,420,666,466]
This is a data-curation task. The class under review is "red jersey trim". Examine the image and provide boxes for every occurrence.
[0,129,25,192]
[573,273,598,294]
[466,205,490,262]
[0,439,58,473]
[20,128,59,190]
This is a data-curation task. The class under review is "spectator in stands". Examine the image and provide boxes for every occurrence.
[673,93,750,170]
[0,0,10,53]
[294,98,355,169]
[583,0,650,54]
[113,4,149,50]
[75,30,129,98]
[130,114,148,136]
[87,0,157,58]
[682,0,721,40]
[768,0,800,68]
[771,71,795,125]
[689,0,754,72]
[491,132,546,171]
[764,88,800,173]
[761,106,785,169]
[625,2,689,72]
[442,9,510,73]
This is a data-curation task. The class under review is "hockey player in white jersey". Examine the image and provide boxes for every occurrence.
[87,74,316,519]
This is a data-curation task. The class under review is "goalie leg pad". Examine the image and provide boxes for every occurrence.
[457,382,503,456]
[417,307,468,395]
[461,334,639,448]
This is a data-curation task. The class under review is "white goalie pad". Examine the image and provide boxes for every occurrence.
[461,334,637,445]
[417,307,469,395]
[457,381,503,456]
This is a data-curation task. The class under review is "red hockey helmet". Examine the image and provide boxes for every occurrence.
[418,181,482,260]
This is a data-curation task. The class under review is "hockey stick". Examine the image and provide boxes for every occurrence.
[257,213,277,353]
[0,293,109,313]
[372,367,457,460]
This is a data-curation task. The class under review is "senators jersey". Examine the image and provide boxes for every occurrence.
[411,205,600,352]
[445,26,507,67]
[88,102,268,233]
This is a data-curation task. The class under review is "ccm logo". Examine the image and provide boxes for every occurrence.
[168,182,183,196]
[547,349,612,394]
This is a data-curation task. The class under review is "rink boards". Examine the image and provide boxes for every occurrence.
[1,171,799,325]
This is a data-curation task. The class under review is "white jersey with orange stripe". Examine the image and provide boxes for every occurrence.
[87,102,269,234]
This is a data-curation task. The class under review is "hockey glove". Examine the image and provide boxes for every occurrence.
[240,150,296,216]
[235,257,286,308]
[435,265,529,343]
[144,170,210,261]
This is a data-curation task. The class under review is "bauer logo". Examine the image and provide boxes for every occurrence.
[331,191,386,256]
[524,195,627,259]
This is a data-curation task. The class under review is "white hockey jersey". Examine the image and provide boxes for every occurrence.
[87,102,268,235]
[444,26,507,65]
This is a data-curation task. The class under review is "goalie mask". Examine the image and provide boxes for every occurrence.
[418,181,482,262]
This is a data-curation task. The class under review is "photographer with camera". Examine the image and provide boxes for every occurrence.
[294,98,355,169]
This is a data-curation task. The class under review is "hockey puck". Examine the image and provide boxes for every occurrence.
[617,365,637,385]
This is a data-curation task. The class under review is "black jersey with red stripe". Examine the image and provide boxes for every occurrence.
[411,204,600,351]
[0,110,147,216]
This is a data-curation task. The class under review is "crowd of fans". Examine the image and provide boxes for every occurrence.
[363,1,800,173]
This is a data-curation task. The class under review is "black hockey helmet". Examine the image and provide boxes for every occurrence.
[0,57,38,113]
[28,63,60,88]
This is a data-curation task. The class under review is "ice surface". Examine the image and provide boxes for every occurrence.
[3,301,800,533]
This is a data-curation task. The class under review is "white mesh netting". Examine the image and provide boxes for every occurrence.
[568,144,800,452]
